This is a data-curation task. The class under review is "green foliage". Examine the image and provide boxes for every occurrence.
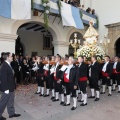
[96,17,99,28]
[42,0,49,4]
[42,1,50,29]
[79,10,83,18]
[44,12,49,29]
[57,0,62,16]
[31,0,34,10]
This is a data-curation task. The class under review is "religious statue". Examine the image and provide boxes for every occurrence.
[76,20,105,61]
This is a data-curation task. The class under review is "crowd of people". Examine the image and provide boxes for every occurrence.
[0,52,120,111]
[62,0,96,15]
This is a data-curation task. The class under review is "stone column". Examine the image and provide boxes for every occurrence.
[52,41,70,57]
[0,33,17,56]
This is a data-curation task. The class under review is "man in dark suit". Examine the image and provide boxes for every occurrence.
[0,52,21,120]
[88,56,100,101]
[112,56,120,92]
[52,55,64,105]
[76,56,88,106]
[101,55,113,96]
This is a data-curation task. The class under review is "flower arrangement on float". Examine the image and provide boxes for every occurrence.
[77,45,105,61]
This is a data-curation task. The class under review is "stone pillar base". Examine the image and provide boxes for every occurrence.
[0,33,17,56]
[52,41,70,57]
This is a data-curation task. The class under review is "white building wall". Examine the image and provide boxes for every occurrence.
[84,0,120,40]
[18,29,52,56]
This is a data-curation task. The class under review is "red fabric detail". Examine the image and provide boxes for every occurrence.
[54,72,59,80]
[37,74,43,76]
[44,70,48,76]
[79,77,87,81]
[64,73,69,82]
[113,69,120,74]
[102,71,108,77]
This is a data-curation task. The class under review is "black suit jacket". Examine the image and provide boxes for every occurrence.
[62,65,77,85]
[76,62,88,80]
[55,64,62,80]
[102,62,113,77]
[37,62,44,75]
[116,62,120,72]
[0,61,15,92]
[91,61,100,79]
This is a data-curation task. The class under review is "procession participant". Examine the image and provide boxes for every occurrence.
[52,54,65,105]
[88,56,100,101]
[112,56,120,93]
[62,56,77,110]
[29,56,36,84]
[76,56,88,106]
[49,56,56,100]
[87,60,95,99]
[43,56,51,97]
[101,55,113,96]
[34,57,44,96]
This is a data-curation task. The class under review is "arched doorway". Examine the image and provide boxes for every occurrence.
[69,32,83,56]
[17,22,54,57]
[115,37,120,57]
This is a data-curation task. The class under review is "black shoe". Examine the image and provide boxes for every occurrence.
[51,96,55,100]
[108,94,112,96]
[94,98,100,101]
[88,96,95,98]
[64,93,67,96]
[43,94,49,97]
[118,91,120,93]
[39,94,44,96]
[34,92,40,94]
[60,101,65,105]
[71,106,77,110]
[78,99,84,102]
[0,116,6,120]
[52,99,59,102]
[63,103,70,106]
[80,103,87,106]
[9,114,21,118]
[112,89,116,91]
[100,92,105,94]
[78,92,81,94]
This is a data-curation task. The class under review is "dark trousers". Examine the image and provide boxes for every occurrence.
[48,75,54,89]
[112,74,117,85]
[45,77,50,89]
[0,92,15,118]
[102,76,111,86]
[89,77,99,91]
[116,74,120,85]
[78,81,87,94]
[36,76,44,87]
[89,77,93,88]
[66,82,76,97]
[54,81,63,94]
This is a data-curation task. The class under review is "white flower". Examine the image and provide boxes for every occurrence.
[43,3,47,7]
[45,10,49,14]
[46,2,50,7]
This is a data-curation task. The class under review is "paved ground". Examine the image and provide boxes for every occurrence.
[2,84,120,120]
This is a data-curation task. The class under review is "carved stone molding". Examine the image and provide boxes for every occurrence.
[0,33,18,42]
[52,41,70,47]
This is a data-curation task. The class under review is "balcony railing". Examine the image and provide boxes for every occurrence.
[33,0,98,28]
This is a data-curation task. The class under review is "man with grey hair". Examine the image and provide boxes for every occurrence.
[0,52,21,120]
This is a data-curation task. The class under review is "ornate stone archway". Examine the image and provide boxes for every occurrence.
[106,22,120,57]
